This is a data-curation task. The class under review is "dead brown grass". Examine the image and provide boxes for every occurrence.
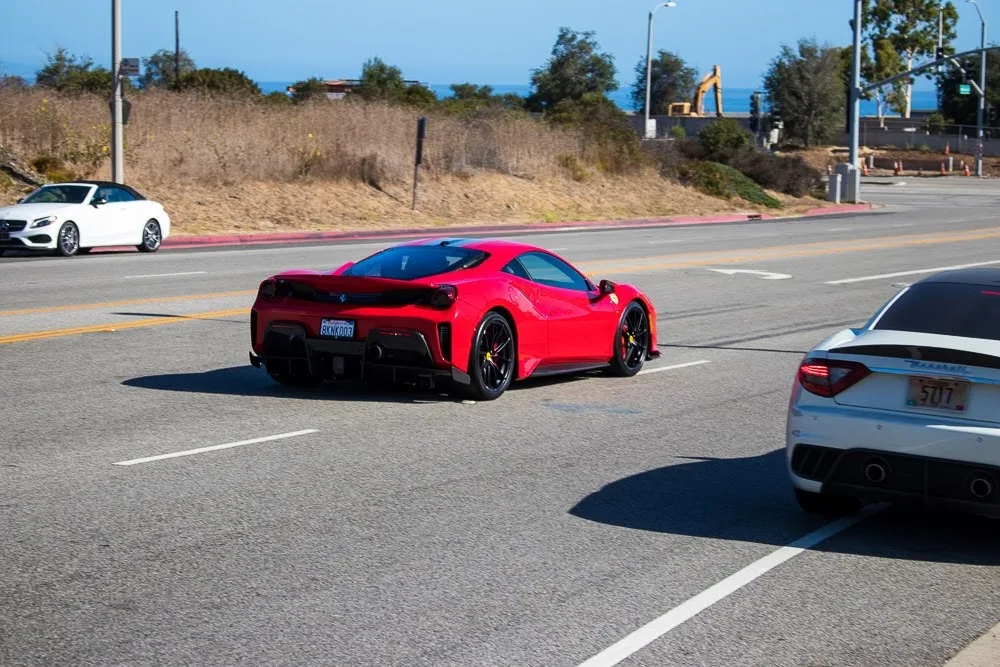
[0,88,828,235]
[0,88,581,187]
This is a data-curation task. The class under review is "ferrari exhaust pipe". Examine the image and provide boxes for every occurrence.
[970,475,994,500]
[369,344,384,361]
[863,458,888,484]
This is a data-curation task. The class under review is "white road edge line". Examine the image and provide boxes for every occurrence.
[575,506,882,667]
[826,260,1000,285]
[124,271,208,279]
[113,429,319,466]
[637,360,711,375]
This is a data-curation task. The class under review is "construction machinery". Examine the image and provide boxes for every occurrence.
[668,65,723,117]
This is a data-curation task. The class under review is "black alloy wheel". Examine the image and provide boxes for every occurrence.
[467,311,515,400]
[608,300,649,377]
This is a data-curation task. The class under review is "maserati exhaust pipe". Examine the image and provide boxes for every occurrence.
[970,475,994,500]
[863,458,889,484]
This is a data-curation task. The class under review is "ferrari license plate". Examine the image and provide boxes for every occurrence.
[906,377,970,412]
[319,318,355,339]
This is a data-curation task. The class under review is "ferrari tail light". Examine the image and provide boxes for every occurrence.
[429,285,458,309]
[798,358,871,397]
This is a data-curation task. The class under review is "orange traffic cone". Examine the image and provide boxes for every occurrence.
[965,164,971,176]
[945,143,950,155]
[941,162,946,175]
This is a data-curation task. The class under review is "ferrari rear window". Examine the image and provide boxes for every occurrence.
[343,245,486,281]
[873,282,1000,340]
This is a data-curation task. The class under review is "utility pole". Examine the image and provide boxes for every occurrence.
[938,6,944,109]
[967,0,987,177]
[848,0,863,202]
[175,10,181,92]
[644,2,676,140]
[111,0,124,184]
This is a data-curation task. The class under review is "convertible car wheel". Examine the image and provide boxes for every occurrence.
[138,219,162,253]
[466,311,515,401]
[55,222,80,257]
[608,300,649,377]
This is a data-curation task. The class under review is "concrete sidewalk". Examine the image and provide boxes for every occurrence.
[944,621,1000,666]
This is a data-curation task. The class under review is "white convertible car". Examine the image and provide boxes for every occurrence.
[788,268,1000,518]
[0,181,171,257]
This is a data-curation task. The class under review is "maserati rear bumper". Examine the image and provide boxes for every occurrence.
[251,322,471,387]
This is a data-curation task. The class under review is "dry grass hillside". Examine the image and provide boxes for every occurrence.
[0,89,827,236]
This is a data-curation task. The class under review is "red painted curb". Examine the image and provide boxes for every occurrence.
[158,203,873,250]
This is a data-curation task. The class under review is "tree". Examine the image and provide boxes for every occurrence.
[861,38,908,126]
[631,50,698,115]
[763,38,846,147]
[442,83,526,114]
[0,75,28,91]
[862,0,959,117]
[179,67,261,96]
[139,48,197,90]
[289,77,328,103]
[940,49,1000,129]
[527,27,618,112]
[355,57,437,107]
[35,47,123,94]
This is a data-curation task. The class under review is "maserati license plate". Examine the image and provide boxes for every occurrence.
[906,377,970,412]
[319,318,355,339]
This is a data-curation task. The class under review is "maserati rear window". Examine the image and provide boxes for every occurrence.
[874,282,1000,340]
[343,245,486,280]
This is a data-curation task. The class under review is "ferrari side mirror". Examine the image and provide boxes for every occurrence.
[599,279,616,295]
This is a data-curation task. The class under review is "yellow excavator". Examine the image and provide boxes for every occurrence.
[668,65,723,117]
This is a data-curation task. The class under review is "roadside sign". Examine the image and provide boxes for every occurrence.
[120,58,140,76]
[960,84,971,95]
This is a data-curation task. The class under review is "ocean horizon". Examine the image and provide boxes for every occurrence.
[259,81,942,116]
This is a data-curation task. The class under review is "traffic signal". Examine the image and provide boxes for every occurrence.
[989,104,997,127]
[936,46,945,61]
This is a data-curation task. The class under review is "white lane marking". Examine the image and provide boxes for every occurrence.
[891,223,913,228]
[708,268,792,280]
[113,429,318,466]
[637,360,711,375]
[827,227,852,232]
[124,271,208,279]
[575,507,881,667]
[826,259,1000,285]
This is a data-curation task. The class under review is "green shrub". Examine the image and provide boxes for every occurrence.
[728,150,822,197]
[547,93,650,174]
[698,119,751,158]
[669,124,687,139]
[677,161,781,208]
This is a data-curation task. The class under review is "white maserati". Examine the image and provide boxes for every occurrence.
[0,181,171,257]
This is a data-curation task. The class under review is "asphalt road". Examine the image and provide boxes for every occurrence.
[3,178,1000,667]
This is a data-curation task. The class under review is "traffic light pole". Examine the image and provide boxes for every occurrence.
[848,0,862,202]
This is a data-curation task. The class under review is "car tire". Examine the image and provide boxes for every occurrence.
[137,219,162,253]
[793,488,861,516]
[607,300,650,377]
[55,221,80,257]
[465,311,516,401]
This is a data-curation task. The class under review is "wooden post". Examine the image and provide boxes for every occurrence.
[412,117,427,210]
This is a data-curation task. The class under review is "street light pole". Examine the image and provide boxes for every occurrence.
[848,0,863,201]
[644,2,677,140]
[111,0,124,183]
[968,0,987,177]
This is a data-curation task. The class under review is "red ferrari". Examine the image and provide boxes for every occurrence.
[249,237,660,400]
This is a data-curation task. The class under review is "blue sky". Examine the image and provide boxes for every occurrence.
[1,1,987,89]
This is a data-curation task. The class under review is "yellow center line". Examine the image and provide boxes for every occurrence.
[587,227,1000,276]
[0,308,248,345]
[0,290,256,318]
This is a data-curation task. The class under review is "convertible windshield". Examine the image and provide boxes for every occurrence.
[874,282,1000,341]
[343,245,486,280]
[22,185,92,205]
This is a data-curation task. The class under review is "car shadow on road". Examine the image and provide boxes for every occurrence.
[123,365,594,404]
[569,449,1000,566]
